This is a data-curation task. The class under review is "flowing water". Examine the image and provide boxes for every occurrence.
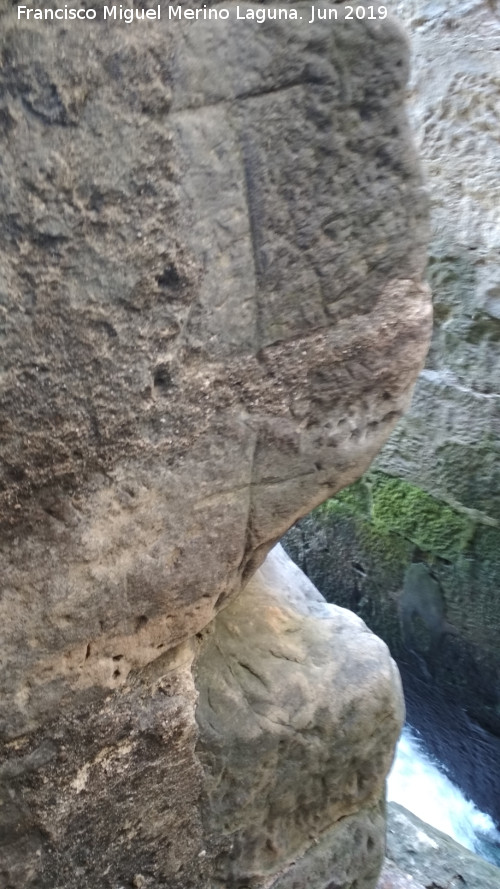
[388,725,500,867]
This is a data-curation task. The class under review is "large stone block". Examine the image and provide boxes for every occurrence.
[195,545,404,889]
[0,5,429,887]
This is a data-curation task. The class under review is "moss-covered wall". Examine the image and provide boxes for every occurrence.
[317,473,474,559]
[283,471,500,736]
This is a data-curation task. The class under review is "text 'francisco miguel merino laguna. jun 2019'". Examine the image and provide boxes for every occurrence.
[16,4,390,24]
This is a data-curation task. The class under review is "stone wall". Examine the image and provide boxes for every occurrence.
[380,0,500,522]
[284,0,500,825]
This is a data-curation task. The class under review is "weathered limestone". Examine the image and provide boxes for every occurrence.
[284,0,500,824]
[380,0,500,518]
[384,0,500,792]
[196,545,404,888]
[0,5,430,887]
[0,4,431,738]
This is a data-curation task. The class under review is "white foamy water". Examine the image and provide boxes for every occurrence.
[388,726,500,867]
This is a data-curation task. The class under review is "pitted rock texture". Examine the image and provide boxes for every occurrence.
[285,0,500,824]
[195,545,404,889]
[0,642,207,889]
[0,5,429,888]
[0,3,430,739]
[0,548,405,889]
[379,0,500,518]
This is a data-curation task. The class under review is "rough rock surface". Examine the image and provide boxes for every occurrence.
[376,859,425,889]
[0,5,430,888]
[284,0,500,822]
[384,803,500,889]
[283,472,500,823]
[378,0,500,545]
[196,545,404,889]
[383,0,500,687]
[389,0,500,704]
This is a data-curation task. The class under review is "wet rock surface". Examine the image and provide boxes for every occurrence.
[384,803,500,889]
[376,859,425,889]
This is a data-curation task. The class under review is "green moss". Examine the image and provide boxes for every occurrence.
[313,478,371,520]
[370,474,473,560]
[357,518,412,574]
[314,472,475,561]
